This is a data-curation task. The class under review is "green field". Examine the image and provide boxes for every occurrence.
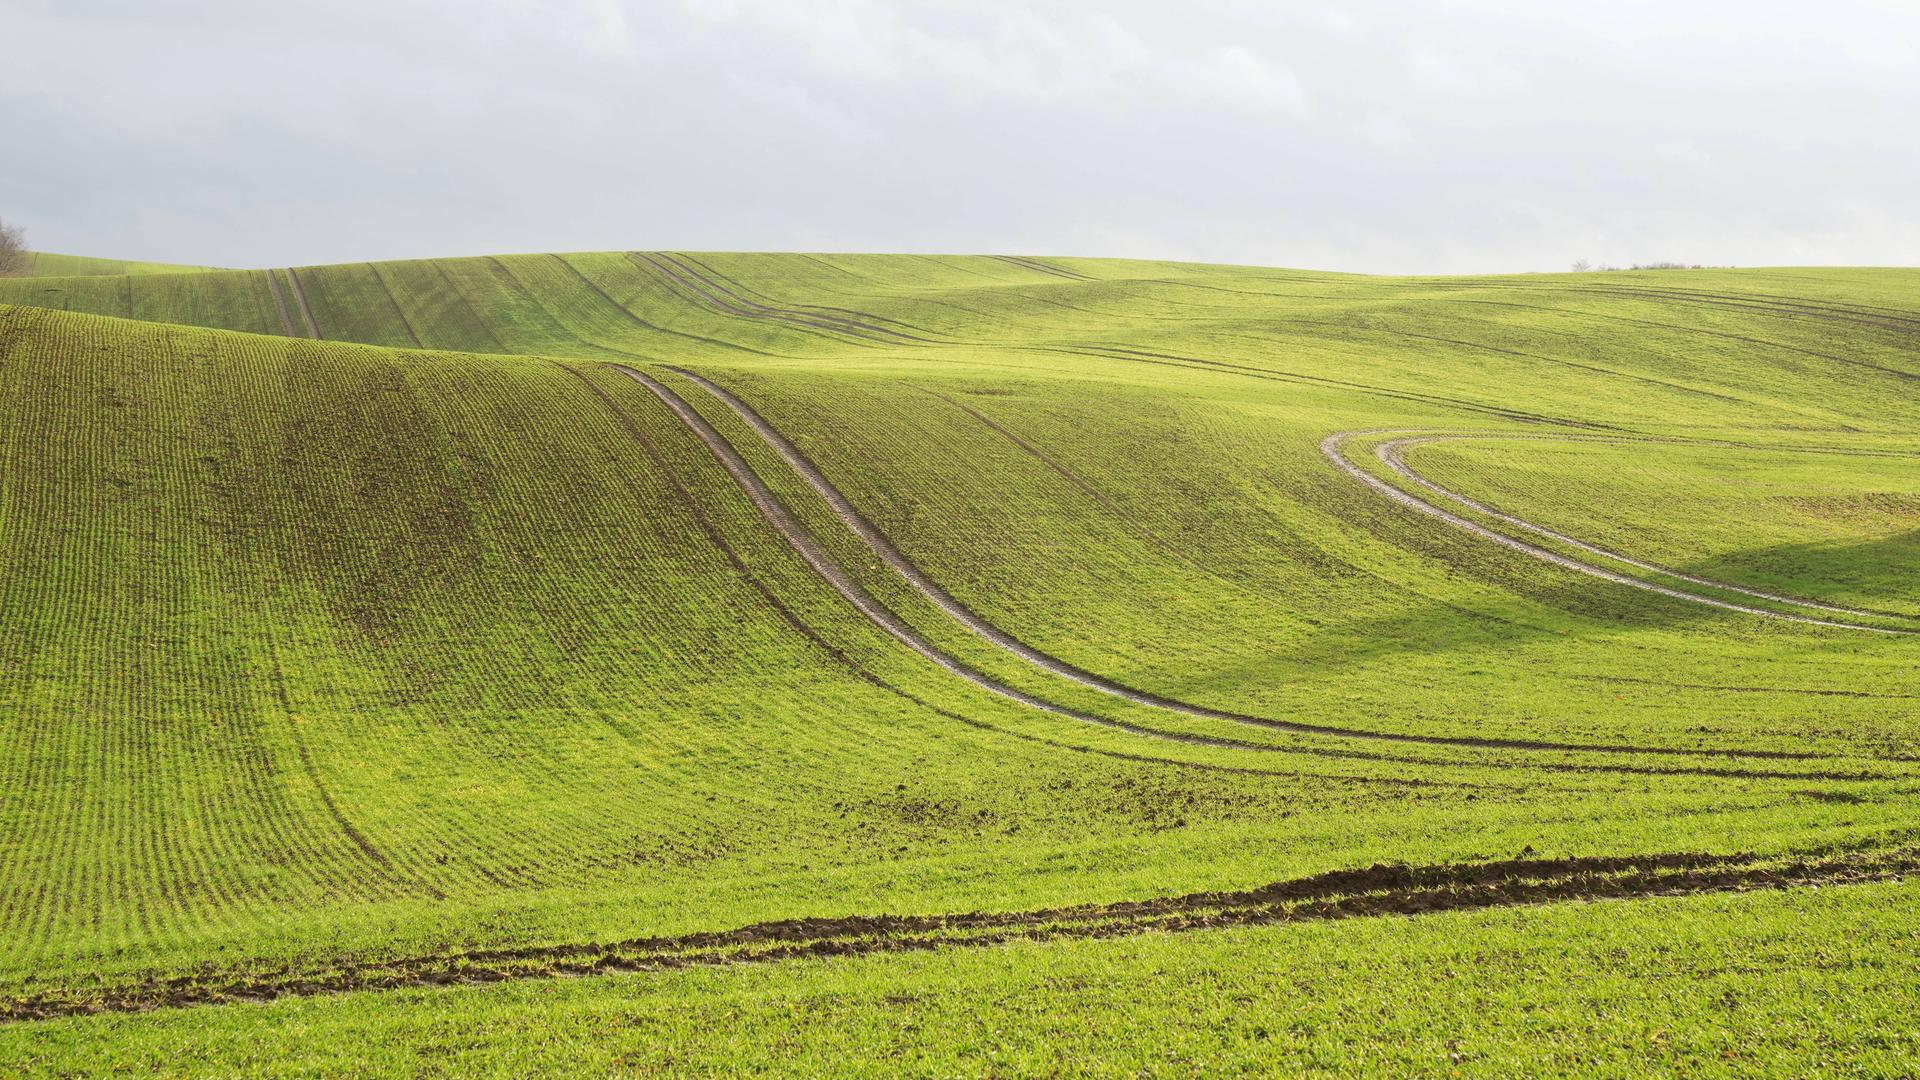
[0,252,1915,1073]
[7,251,225,278]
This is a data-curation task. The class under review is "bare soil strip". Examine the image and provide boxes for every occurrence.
[1321,432,1917,636]
[6,846,1911,1023]
[282,269,321,339]
[1376,434,1916,623]
[655,365,1858,768]
[261,270,297,337]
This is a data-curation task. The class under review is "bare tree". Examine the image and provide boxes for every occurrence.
[1570,258,1592,272]
[0,217,26,276]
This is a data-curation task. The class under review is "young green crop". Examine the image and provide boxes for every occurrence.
[0,252,1915,1066]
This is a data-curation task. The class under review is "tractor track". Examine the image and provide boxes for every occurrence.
[648,364,1870,772]
[281,269,321,339]
[671,253,950,340]
[260,270,297,337]
[1322,431,1919,636]
[562,363,1397,786]
[5,845,1912,1023]
[631,252,932,347]
[992,255,1094,281]
[612,365,1358,762]
[1375,434,1918,624]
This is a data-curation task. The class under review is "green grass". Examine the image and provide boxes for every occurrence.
[5,877,1916,1076]
[8,251,224,277]
[0,252,1915,1070]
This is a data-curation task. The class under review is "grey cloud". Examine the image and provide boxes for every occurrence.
[1,0,1915,272]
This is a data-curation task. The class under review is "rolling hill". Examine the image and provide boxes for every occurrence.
[0,253,1916,1072]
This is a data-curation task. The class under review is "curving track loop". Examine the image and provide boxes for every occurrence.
[638,364,1864,769]
[1322,430,1920,635]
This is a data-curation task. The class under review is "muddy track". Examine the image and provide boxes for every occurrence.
[1322,432,1918,636]
[1376,434,1919,624]
[260,270,298,337]
[654,365,1868,768]
[6,845,1912,1023]
[281,269,321,339]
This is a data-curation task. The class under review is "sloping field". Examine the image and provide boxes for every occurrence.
[8,251,224,277]
[0,254,1916,1068]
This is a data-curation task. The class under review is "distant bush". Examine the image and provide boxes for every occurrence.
[1569,259,1729,273]
[0,218,25,277]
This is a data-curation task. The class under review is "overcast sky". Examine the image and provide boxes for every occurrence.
[4,0,1918,273]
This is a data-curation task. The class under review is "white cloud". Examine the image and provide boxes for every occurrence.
[1360,110,1409,149]
[1404,44,1526,96]
[680,0,1309,115]
[5,0,1919,272]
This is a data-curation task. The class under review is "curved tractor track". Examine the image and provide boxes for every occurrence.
[613,365,1316,762]
[1323,431,1920,636]
[623,363,1865,775]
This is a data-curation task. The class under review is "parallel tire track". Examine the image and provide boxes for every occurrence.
[6,846,1912,1022]
[673,254,952,339]
[1375,434,1918,624]
[281,269,321,339]
[260,271,298,337]
[993,255,1093,281]
[612,364,1329,759]
[631,252,930,347]
[1322,431,1919,636]
[560,363,1354,783]
[651,364,1855,767]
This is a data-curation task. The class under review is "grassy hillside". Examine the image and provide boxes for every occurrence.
[8,251,225,278]
[0,254,1915,1069]
[10,877,1919,1075]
